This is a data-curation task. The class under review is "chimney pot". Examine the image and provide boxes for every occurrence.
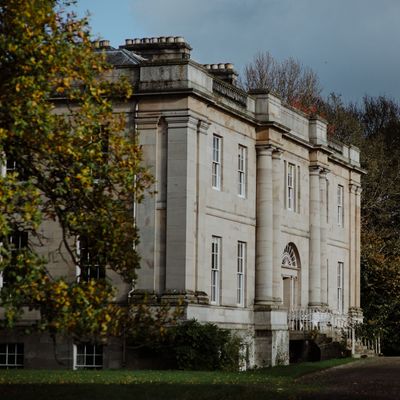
[218,63,225,69]
[125,34,192,61]
[225,63,234,70]
[99,40,110,48]
[211,64,218,70]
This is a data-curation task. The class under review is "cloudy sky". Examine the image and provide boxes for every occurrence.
[75,0,400,103]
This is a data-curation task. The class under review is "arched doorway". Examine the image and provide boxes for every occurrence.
[281,243,300,310]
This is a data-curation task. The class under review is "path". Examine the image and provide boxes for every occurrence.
[297,357,400,399]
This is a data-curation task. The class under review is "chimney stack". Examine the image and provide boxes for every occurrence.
[121,36,192,61]
[204,63,238,86]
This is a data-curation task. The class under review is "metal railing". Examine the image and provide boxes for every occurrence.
[288,307,381,356]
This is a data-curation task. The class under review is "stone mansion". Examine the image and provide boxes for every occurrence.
[0,37,363,368]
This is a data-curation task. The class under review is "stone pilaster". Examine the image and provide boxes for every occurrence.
[309,166,321,306]
[255,145,274,304]
[164,114,199,292]
[135,114,161,291]
[195,120,210,293]
[319,169,329,306]
[272,149,283,303]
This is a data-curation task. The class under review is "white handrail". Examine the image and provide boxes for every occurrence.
[287,307,381,356]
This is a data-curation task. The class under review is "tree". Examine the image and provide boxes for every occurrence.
[244,46,400,354]
[0,0,152,341]
[349,96,400,354]
[242,51,322,111]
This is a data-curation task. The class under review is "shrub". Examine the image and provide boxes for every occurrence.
[169,320,242,371]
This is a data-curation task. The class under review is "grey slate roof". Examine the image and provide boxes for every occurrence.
[102,48,146,66]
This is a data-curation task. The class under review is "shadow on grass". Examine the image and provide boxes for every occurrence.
[0,359,356,400]
[0,383,311,400]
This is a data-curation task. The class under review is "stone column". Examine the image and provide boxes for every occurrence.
[255,145,274,304]
[348,183,357,309]
[355,187,362,308]
[272,149,283,303]
[309,166,321,306]
[319,169,329,306]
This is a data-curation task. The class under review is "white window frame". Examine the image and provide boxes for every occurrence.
[337,185,344,227]
[238,145,247,198]
[337,261,344,313]
[237,241,246,306]
[211,236,221,304]
[212,135,222,190]
[287,163,296,211]
[0,230,28,289]
[76,236,105,282]
[1,154,25,180]
[283,276,297,309]
[0,343,24,369]
[73,343,103,370]
[326,178,330,223]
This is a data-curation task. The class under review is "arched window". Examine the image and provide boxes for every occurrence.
[281,243,300,309]
[281,243,299,269]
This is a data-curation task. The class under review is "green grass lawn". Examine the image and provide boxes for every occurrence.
[0,358,356,400]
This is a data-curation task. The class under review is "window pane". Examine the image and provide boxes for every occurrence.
[212,136,222,190]
[95,354,103,366]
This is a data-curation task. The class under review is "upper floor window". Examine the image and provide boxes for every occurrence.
[211,236,221,304]
[6,158,17,175]
[237,241,246,306]
[1,154,27,180]
[326,179,330,223]
[0,230,28,289]
[337,185,344,227]
[76,236,105,282]
[212,135,222,190]
[238,145,247,197]
[285,162,299,212]
[90,126,109,183]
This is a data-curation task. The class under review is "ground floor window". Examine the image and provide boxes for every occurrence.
[211,236,221,304]
[337,261,344,313]
[237,241,246,306]
[74,343,103,370]
[0,343,24,369]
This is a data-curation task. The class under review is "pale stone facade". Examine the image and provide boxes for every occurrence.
[0,37,363,369]
[125,37,363,367]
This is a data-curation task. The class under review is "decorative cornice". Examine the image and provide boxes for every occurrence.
[255,143,283,156]
[309,164,324,174]
[272,148,284,159]
[197,119,210,135]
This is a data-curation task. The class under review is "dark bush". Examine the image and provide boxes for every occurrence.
[127,318,242,371]
[170,320,242,371]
